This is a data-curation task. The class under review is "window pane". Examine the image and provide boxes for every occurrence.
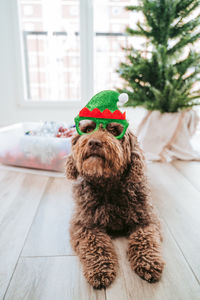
[93,0,145,93]
[19,0,80,101]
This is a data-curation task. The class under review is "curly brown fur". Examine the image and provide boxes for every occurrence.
[70,225,118,288]
[66,126,164,289]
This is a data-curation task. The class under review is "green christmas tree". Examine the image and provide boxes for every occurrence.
[117,0,200,113]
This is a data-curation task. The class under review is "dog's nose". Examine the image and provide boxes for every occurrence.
[88,139,102,148]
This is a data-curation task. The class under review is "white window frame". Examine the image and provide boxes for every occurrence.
[12,0,94,108]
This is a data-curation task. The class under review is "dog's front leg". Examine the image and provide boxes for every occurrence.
[127,224,165,283]
[70,224,118,289]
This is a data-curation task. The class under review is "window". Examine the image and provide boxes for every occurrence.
[93,0,145,92]
[19,0,80,101]
[17,0,143,103]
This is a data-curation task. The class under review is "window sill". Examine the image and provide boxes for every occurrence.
[18,99,83,109]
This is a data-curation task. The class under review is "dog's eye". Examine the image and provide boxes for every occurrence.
[106,123,124,137]
[79,120,96,134]
[85,126,95,133]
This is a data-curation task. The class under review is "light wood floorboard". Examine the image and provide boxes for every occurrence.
[147,162,200,283]
[4,257,105,300]
[0,172,49,299]
[22,177,74,257]
[172,161,200,192]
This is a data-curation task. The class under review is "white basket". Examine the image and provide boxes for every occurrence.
[0,122,72,172]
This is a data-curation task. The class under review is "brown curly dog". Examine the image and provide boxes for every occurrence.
[65,121,164,289]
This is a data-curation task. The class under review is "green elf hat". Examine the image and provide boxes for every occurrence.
[75,90,129,139]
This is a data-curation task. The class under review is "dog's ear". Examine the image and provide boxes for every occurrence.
[127,129,145,180]
[65,133,80,180]
[65,154,79,180]
[128,130,145,162]
[71,134,79,146]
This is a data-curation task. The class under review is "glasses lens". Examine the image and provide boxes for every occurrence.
[106,122,124,137]
[78,120,97,134]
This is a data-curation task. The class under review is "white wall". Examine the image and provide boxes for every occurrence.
[0,0,81,126]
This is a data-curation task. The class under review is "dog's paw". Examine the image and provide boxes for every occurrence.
[85,268,116,289]
[133,257,164,283]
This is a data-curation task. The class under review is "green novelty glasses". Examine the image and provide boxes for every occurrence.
[74,116,129,139]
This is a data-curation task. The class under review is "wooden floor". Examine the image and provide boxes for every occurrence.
[0,162,200,300]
